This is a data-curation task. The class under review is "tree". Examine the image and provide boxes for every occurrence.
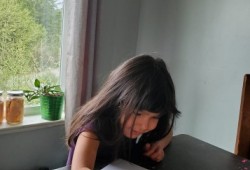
[20,0,63,69]
[0,0,45,90]
[0,0,63,91]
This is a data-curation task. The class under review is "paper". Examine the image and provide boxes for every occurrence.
[101,159,148,170]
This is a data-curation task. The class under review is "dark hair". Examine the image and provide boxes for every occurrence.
[66,54,180,147]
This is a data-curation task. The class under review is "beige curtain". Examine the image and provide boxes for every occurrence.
[61,0,98,131]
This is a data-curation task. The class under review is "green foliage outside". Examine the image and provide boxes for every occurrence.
[0,0,63,96]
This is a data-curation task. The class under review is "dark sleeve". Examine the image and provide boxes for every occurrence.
[73,122,97,144]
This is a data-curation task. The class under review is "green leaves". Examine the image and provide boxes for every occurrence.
[24,79,63,102]
[34,79,41,88]
[23,90,40,102]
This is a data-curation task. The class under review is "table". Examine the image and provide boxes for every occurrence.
[54,134,250,170]
[147,134,250,170]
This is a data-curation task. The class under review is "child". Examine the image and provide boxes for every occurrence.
[66,55,180,170]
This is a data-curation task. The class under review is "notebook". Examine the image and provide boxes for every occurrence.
[101,159,148,170]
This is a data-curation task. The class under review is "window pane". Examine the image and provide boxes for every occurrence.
[0,0,64,104]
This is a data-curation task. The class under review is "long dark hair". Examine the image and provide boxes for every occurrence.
[66,54,180,147]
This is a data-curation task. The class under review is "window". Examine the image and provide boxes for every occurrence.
[0,0,64,107]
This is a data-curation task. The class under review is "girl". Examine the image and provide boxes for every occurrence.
[66,55,180,170]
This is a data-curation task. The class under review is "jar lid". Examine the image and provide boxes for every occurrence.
[7,90,24,96]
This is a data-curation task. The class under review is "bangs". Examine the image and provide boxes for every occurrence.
[135,81,169,117]
[119,72,171,118]
[137,90,168,117]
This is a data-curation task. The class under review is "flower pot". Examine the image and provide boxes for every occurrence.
[40,95,64,120]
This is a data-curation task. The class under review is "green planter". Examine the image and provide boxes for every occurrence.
[40,95,64,120]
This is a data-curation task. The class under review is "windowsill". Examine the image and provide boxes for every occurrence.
[0,114,65,135]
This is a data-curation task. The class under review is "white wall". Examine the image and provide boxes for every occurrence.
[0,125,67,170]
[137,0,250,152]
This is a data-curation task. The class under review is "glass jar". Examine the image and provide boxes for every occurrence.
[0,91,3,124]
[6,90,24,125]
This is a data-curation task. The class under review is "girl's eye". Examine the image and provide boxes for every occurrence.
[152,114,161,119]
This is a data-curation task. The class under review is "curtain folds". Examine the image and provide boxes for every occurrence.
[61,0,98,131]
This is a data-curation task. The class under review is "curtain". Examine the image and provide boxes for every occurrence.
[61,0,98,131]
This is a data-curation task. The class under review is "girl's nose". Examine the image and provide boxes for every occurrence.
[140,122,148,132]
[139,117,158,133]
[139,119,150,132]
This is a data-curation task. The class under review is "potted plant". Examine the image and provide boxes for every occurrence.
[24,79,64,120]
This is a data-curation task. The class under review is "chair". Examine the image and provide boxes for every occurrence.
[235,74,250,159]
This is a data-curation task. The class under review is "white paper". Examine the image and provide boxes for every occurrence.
[101,159,148,170]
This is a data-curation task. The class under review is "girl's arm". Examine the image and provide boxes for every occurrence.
[157,128,173,148]
[144,129,173,162]
[71,131,100,170]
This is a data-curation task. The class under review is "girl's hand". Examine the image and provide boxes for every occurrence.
[144,141,165,162]
[143,129,173,162]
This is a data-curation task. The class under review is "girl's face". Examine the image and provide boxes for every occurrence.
[120,110,159,139]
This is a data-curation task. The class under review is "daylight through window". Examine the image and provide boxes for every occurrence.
[0,0,64,105]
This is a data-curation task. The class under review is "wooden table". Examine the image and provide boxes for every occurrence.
[144,134,250,170]
[54,134,250,170]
